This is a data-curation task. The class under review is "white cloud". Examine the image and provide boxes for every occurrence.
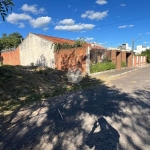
[76,37,83,40]
[84,37,94,41]
[30,16,51,28]
[39,7,45,14]
[80,31,86,33]
[43,27,49,31]
[81,10,108,20]
[128,24,134,27]
[54,23,95,31]
[59,19,75,25]
[18,22,25,28]
[118,25,127,28]
[143,42,148,44]
[21,4,45,14]
[96,0,108,5]
[6,13,32,24]
[6,12,51,29]
[146,32,150,34]
[118,25,134,28]
[68,5,71,8]
[120,4,126,7]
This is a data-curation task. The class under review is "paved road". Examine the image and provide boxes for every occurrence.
[0,66,150,150]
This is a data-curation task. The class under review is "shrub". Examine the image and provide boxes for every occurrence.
[90,62,116,73]
[102,57,112,63]
[121,62,126,67]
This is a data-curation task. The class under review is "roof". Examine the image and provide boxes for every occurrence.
[89,44,106,50]
[34,33,106,50]
[35,34,75,45]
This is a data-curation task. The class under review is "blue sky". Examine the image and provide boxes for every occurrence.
[0,0,150,48]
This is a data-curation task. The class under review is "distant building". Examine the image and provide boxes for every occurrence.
[117,43,131,51]
[134,45,150,54]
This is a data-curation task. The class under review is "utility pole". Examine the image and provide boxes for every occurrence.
[132,37,141,51]
[132,39,134,51]
[131,37,142,67]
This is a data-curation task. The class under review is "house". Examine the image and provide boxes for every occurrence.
[1,33,106,74]
[134,45,150,54]
[90,43,106,63]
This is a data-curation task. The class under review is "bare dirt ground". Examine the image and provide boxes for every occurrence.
[0,66,150,150]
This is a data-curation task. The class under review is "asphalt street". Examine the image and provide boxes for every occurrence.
[0,66,150,150]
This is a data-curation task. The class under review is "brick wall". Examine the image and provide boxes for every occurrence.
[111,50,117,64]
[105,50,111,59]
[134,56,138,66]
[1,47,21,65]
[121,51,126,64]
[116,52,121,70]
[54,47,87,73]
[127,53,133,67]
[133,55,147,66]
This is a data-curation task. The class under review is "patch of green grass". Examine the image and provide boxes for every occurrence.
[90,62,116,73]
[121,62,127,67]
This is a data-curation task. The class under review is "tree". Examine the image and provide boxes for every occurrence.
[0,32,23,51]
[0,0,14,20]
[141,49,150,63]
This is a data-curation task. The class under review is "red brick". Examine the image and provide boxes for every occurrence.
[54,47,87,73]
[1,47,20,65]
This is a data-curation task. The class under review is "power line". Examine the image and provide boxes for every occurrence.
[96,15,150,28]
[47,15,150,35]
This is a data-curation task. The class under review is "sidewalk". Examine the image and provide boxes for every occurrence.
[90,64,150,81]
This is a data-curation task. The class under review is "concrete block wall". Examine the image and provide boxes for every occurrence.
[1,47,21,65]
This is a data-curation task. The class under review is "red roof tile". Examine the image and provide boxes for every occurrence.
[34,33,106,50]
[90,45,106,50]
[35,34,75,44]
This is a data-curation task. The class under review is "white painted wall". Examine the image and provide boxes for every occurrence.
[134,45,149,54]
[86,46,90,74]
[20,33,55,68]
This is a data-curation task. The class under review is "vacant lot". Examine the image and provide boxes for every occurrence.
[0,65,101,115]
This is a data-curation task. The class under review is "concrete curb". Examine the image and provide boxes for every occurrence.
[108,68,138,79]
[108,64,150,79]
[90,69,116,77]
[89,65,148,77]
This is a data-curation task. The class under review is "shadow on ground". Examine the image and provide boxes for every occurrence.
[0,66,150,150]
[0,65,101,115]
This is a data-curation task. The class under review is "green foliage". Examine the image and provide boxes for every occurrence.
[0,32,23,51]
[141,49,150,63]
[121,62,126,67]
[90,62,116,73]
[54,39,86,51]
[0,0,14,20]
[102,57,112,63]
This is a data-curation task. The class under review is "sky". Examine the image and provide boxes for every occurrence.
[0,0,150,49]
